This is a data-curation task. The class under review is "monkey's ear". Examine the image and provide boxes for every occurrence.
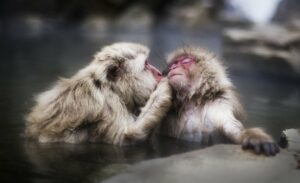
[107,64,121,81]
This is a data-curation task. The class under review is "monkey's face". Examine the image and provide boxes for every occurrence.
[93,42,162,106]
[166,55,196,90]
[165,47,218,92]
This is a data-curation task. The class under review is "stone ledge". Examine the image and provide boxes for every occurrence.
[103,144,299,183]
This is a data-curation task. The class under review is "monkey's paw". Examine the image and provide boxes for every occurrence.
[241,128,280,156]
[154,78,172,97]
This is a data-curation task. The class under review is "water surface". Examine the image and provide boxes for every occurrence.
[0,25,299,183]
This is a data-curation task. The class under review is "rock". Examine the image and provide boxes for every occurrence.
[2,16,59,37]
[166,0,214,27]
[280,129,300,152]
[80,16,111,39]
[223,24,300,78]
[102,144,299,183]
[223,24,300,47]
[289,19,300,30]
[280,128,300,168]
[280,129,300,168]
[88,163,129,182]
[115,4,153,30]
[273,0,300,23]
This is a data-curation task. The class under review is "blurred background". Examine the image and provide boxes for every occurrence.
[0,0,299,183]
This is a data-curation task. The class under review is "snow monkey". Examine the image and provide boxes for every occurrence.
[25,42,172,145]
[160,47,280,156]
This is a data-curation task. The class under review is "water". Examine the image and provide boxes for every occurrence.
[0,24,299,183]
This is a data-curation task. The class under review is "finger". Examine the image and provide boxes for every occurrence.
[274,144,280,153]
[262,143,271,156]
[242,138,250,149]
[242,141,249,149]
[269,143,280,156]
[249,139,257,147]
[254,144,261,154]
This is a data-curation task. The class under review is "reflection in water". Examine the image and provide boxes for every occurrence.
[231,73,300,138]
[0,25,299,182]
[23,137,204,183]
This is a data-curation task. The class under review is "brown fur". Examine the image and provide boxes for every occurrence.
[25,42,172,145]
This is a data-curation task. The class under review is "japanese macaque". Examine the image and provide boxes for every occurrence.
[160,47,280,156]
[25,42,172,145]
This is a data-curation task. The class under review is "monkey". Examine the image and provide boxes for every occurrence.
[25,42,172,145]
[159,46,280,156]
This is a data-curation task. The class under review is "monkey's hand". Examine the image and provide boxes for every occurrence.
[241,128,280,156]
[138,77,172,122]
[154,78,172,97]
[125,78,172,142]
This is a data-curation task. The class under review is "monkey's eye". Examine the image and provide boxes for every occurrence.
[180,58,193,64]
[168,61,179,70]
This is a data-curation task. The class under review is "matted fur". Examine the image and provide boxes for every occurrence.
[160,46,279,155]
[25,42,172,145]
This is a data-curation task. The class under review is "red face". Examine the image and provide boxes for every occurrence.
[145,60,163,82]
[167,56,195,82]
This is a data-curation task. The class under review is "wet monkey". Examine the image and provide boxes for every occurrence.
[160,47,280,156]
[25,42,172,145]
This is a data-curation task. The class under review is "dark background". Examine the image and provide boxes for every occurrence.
[0,0,299,182]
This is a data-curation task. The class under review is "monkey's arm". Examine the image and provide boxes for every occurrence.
[124,79,172,142]
[207,101,279,155]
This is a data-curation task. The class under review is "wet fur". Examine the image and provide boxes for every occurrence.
[25,42,172,145]
[160,47,279,155]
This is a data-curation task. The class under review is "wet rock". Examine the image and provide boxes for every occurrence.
[280,129,300,152]
[289,19,300,30]
[88,163,129,182]
[273,0,300,23]
[115,4,153,30]
[224,24,300,47]
[2,16,59,37]
[280,129,300,168]
[80,16,111,39]
[166,0,215,27]
[102,144,299,183]
[223,24,300,78]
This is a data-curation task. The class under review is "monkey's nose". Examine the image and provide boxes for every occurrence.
[170,63,178,70]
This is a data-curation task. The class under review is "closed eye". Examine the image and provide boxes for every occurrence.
[168,61,178,70]
[181,58,192,64]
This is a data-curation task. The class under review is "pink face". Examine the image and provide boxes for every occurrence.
[145,60,163,82]
[167,56,195,84]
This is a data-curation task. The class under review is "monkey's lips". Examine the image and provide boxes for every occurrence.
[168,73,183,78]
[154,75,163,82]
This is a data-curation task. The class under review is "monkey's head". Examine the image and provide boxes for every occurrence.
[89,42,162,108]
[165,47,231,100]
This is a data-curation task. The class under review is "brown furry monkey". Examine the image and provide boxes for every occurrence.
[160,47,279,156]
[25,42,172,145]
